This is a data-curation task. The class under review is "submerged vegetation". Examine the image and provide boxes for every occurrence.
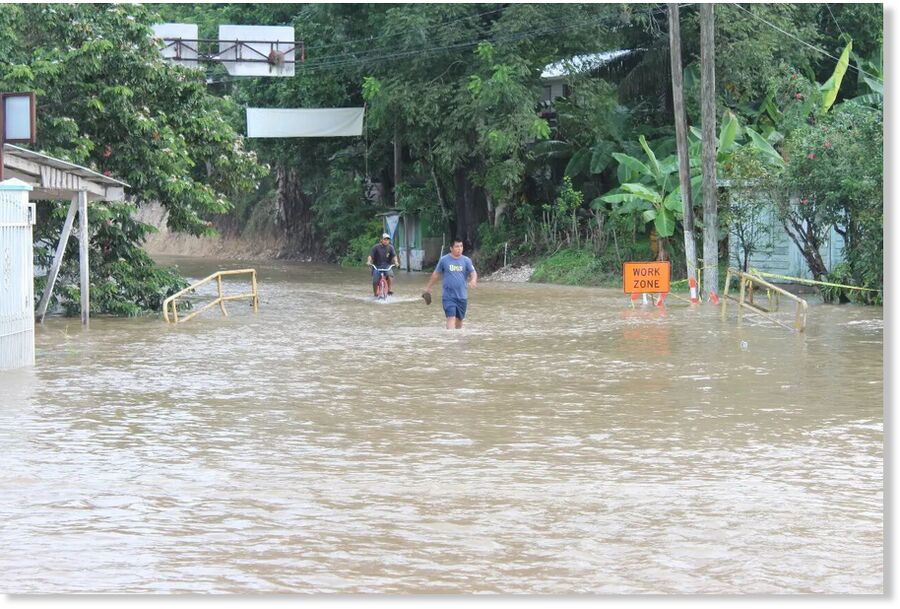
[0,3,883,314]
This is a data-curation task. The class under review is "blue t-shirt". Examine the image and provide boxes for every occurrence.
[435,254,476,300]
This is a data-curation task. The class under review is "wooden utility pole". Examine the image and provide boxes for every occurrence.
[700,3,719,299]
[667,4,698,298]
[393,125,410,271]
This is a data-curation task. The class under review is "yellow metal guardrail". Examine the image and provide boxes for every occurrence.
[162,269,259,323]
[721,267,808,333]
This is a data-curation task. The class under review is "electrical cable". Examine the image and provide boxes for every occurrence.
[730,3,882,83]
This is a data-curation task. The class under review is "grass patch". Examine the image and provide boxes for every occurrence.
[531,248,620,287]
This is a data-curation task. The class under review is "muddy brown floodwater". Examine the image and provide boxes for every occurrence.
[0,256,883,593]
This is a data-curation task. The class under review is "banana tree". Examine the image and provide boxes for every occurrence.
[599,113,752,261]
[851,43,882,107]
[598,135,691,260]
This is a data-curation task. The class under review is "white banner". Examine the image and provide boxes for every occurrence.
[246,107,365,138]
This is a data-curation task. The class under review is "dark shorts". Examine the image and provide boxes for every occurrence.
[442,296,468,320]
[372,268,395,284]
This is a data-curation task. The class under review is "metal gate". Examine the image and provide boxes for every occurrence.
[0,178,35,369]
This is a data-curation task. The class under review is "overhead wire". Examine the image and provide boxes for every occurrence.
[296,5,673,75]
[730,3,882,83]
[300,5,512,58]
[823,3,846,38]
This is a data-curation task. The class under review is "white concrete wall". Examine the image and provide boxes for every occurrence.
[0,179,35,369]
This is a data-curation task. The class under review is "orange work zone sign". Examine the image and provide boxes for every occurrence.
[623,261,670,294]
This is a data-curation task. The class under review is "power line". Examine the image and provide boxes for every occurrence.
[824,3,846,38]
[203,3,687,84]
[730,3,882,83]
[297,6,671,75]
[302,5,511,57]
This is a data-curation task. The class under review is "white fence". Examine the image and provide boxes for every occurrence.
[0,179,35,370]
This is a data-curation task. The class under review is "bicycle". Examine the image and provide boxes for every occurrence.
[370,264,395,300]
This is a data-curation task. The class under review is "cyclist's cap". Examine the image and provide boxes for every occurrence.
[382,233,391,239]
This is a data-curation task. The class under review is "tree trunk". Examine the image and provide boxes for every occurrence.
[657,235,669,261]
[700,3,719,297]
[393,125,402,207]
[784,215,829,280]
[275,163,320,256]
[668,4,698,288]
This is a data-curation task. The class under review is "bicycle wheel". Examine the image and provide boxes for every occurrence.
[378,276,387,299]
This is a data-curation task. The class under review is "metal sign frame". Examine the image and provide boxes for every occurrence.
[159,37,305,66]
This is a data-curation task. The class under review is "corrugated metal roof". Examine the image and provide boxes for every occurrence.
[3,143,129,188]
[541,49,638,79]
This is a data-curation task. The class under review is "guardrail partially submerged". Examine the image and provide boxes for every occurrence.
[163,269,259,323]
[721,267,808,333]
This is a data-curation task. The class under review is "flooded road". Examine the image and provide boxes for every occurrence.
[0,256,883,593]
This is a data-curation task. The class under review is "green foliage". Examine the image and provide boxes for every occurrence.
[33,201,189,316]
[314,165,372,260]
[530,248,614,286]
[774,101,882,292]
[132,3,881,299]
[602,135,684,239]
[340,218,385,268]
[0,4,268,316]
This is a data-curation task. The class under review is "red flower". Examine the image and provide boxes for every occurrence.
[800,197,809,205]
[795,92,803,100]
[103,170,111,176]
[791,74,798,80]
[807,153,815,160]
[824,141,832,149]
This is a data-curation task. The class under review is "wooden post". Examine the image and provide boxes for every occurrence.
[216,273,228,316]
[251,270,259,312]
[738,276,746,321]
[404,214,411,272]
[721,268,732,319]
[77,190,89,326]
[700,3,719,300]
[668,4,698,296]
[36,196,79,323]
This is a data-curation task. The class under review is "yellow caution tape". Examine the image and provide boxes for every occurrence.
[747,268,880,292]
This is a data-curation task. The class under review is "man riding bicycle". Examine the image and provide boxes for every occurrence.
[366,232,400,297]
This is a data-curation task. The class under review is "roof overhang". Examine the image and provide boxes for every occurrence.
[2,143,128,202]
[541,49,638,80]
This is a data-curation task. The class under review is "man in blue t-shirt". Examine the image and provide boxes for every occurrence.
[422,239,478,329]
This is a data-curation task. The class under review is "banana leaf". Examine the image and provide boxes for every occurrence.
[745,126,785,167]
[590,141,614,174]
[639,134,661,179]
[564,148,591,177]
[663,188,683,212]
[531,139,572,159]
[621,182,662,203]
[612,152,651,179]
[654,208,676,237]
[717,111,741,160]
[820,39,852,114]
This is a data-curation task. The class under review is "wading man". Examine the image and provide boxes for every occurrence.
[423,239,477,329]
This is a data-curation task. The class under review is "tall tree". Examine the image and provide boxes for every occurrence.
[0,4,267,315]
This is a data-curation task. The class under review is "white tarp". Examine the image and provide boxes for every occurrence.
[246,107,365,138]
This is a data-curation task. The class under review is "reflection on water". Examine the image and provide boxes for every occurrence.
[0,256,883,593]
